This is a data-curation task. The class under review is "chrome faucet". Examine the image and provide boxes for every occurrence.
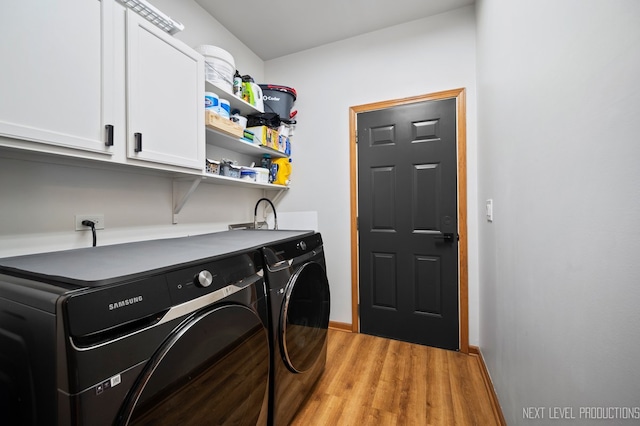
[254,198,278,230]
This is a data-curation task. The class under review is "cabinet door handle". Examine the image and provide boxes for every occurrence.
[134,132,142,152]
[105,124,114,146]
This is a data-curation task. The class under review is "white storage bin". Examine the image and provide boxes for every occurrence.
[196,45,235,91]
[252,167,270,184]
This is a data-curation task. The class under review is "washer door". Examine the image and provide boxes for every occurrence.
[119,304,269,425]
[281,261,331,373]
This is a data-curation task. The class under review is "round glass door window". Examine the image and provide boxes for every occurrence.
[281,262,331,373]
[120,305,269,425]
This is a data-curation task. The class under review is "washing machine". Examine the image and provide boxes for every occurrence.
[0,235,272,425]
[261,232,331,425]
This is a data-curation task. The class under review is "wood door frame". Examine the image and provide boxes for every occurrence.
[349,88,469,353]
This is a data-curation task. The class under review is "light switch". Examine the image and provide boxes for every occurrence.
[486,199,493,222]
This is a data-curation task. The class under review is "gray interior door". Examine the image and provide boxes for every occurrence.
[357,97,459,350]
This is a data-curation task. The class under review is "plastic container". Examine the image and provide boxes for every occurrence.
[218,98,231,118]
[252,167,270,184]
[231,113,247,129]
[259,84,297,121]
[261,154,271,170]
[272,157,292,186]
[285,139,291,156]
[221,161,241,178]
[251,83,264,111]
[240,168,257,181]
[196,45,235,91]
[233,70,242,97]
[205,92,219,111]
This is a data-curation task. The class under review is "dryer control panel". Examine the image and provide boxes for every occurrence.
[166,250,262,305]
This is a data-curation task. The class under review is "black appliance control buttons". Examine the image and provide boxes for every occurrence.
[297,241,307,251]
[195,270,214,288]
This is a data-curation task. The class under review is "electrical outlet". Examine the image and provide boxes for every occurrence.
[75,214,105,231]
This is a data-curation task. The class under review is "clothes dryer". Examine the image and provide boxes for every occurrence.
[261,232,331,425]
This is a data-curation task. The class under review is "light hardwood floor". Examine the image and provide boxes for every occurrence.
[291,330,501,426]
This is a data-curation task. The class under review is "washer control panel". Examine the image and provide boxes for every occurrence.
[195,270,214,288]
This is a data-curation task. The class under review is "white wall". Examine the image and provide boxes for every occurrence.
[0,153,264,256]
[476,0,640,424]
[0,0,266,257]
[264,6,479,343]
[150,0,264,80]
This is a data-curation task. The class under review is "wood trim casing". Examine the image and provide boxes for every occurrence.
[349,88,469,353]
[469,346,507,426]
[457,88,469,354]
[349,106,359,333]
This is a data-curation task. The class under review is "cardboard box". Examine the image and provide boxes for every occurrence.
[247,126,279,149]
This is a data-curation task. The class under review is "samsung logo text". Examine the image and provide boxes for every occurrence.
[109,296,143,311]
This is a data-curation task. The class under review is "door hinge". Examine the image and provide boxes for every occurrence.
[355,131,358,144]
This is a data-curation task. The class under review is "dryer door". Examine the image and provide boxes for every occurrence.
[281,261,331,373]
[118,304,269,425]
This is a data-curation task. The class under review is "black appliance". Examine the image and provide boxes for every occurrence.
[261,232,331,425]
[0,231,319,426]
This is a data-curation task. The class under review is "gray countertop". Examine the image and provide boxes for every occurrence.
[0,229,313,287]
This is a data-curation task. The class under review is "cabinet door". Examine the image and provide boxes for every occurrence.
[126,10,204,170]
[0,0,114,154]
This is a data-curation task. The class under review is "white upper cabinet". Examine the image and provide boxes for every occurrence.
[125,10,204,170]
[0,0,115,154]
[0,1,204,172]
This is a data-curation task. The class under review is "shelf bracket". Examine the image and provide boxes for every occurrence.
[271,188,287,204]
[172,177,202,224]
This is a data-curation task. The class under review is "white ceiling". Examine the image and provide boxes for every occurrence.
[194,0,475,61]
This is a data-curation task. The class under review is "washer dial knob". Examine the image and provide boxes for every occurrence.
[195,270,213,288]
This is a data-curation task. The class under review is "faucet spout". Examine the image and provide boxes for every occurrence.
[254,198,278,230]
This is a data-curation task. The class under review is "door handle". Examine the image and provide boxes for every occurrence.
[434,232,456,242]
